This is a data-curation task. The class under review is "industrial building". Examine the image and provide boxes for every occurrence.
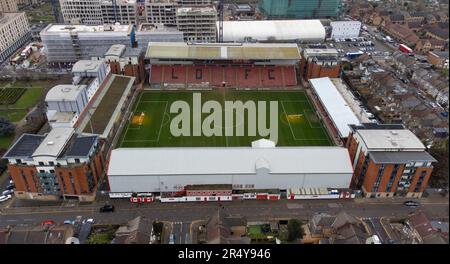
[330,21,362,39]
[0,12,31,63]
[176,6,217,42]
[2,127,104,201]
[299,49,340,82]
[40,23,183,64]
[219,20,326,43]
[347,123,436,198]
[107,143,354,196]
[259,0,341,19]
[147,42,300,88]
[309,77,361,141]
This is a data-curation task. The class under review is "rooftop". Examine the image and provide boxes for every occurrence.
[61,135,98,158]
[220,20,325,42]
[309,77,361,138]
[32,127,75,158]
[45,85,85,102]
[369,151,436,164]
[2,134,45,159]
[105,44,126,58]
[108,147,353,176]
[43,24,131,34]
[146,42,301,61]
[72,60,104,73]
[356,129,426,150]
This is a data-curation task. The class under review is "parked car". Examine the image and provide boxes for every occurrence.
[83,218,94,224]
[42,220,55,226]
[403,201,420,207]
[99,204,115,213]
[2,189,14,196]
[63,220,74,225]
[0,194,12,202]
[6,184,15,190]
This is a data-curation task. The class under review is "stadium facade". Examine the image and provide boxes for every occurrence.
[147,42,300,88]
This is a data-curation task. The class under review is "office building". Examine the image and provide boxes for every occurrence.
[259,0,341,19]
[0,12,31,63]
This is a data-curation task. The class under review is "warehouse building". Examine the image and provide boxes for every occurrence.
[309,77,361,142]
[347,123,436,198]
[40,23,183,64]
[219,20,326,43]
[147,42,300,88]
[107,144,354,196]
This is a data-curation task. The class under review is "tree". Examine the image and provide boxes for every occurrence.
[428,139,449,189]
[287,219,304,242]
[0,117,15,136]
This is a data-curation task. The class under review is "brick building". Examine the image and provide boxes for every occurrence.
[2,127,104,201]
[299,49,340,83]
[346,123,436,198]
[92,44,146,85]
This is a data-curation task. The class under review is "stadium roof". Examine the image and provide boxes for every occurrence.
[146,42,301,60]
[309,77,361,138]
[356,129,426,150]
[219,20,326,42]
[107,147,353,176]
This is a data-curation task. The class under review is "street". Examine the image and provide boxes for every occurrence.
[1,198,448,228]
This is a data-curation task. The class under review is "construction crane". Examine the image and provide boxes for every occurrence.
[218,0,224,43]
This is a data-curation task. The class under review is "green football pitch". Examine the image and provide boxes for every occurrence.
[118,90,333,147]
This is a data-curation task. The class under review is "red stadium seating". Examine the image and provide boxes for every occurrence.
[150,64,298,88]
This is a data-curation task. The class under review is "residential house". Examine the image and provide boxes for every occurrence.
[425,26,449,41]
[205,209,250,244]
[406,12,426,23]
[407,212,448,244]
[415,39,447,53]
[427,50,449,68]
[383,23,419,47]
[329,212,371,244]
[407,21,422,32]
[112,216,151,244]
[309,213,335,237]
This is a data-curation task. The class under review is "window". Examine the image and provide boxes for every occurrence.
[372,165,385,192]
[75,159,80,163]
[38,162,44,166]
[49,162,54,166]
[386,164,399,192]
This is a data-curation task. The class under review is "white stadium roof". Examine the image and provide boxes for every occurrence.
[218,20,326,42]
[309,77,361,138]
[108,147,353,176]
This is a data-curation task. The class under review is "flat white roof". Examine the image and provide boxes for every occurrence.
[309,77,361,138]
[44,24,130,33]
[45,85,85,102]
[108,147,353,176]
[219,20,326,42]
[72,60,104,73]
[357,129,426,150]
[32,127,75,158]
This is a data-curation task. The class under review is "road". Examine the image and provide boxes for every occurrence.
[1,199,448,228]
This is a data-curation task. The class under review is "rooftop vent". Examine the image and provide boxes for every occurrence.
[47,141,54,145]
